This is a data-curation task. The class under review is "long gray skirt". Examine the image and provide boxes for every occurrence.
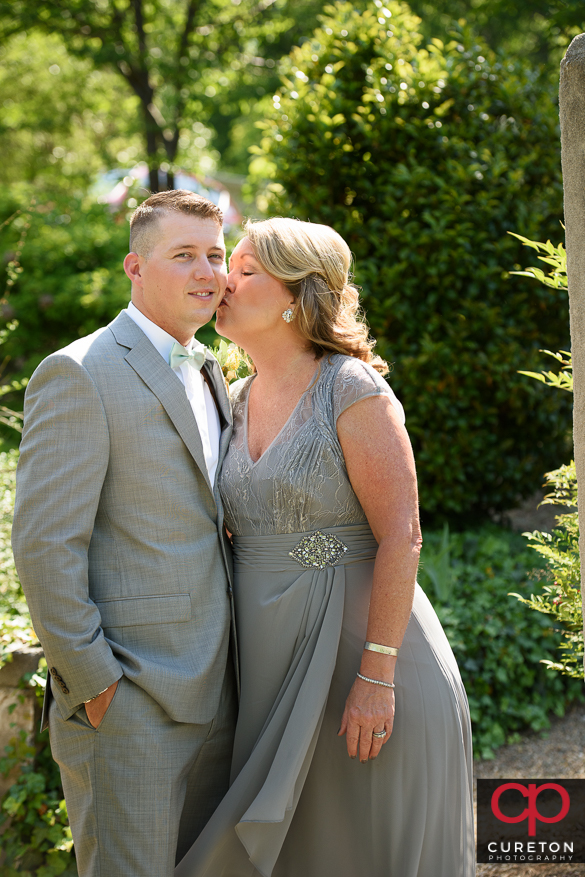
[175,524,475,877]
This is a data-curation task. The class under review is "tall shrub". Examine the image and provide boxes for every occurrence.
[251,0,569,520]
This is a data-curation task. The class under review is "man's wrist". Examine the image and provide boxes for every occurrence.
[83,686,110,704]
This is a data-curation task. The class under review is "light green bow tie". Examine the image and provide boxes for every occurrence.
[169,341,206,371]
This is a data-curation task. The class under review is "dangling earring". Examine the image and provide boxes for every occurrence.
[282,307,294,323]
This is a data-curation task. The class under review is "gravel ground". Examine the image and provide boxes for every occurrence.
[475,702,585,876]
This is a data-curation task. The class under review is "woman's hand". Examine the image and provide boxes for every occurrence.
[338,675,395,762]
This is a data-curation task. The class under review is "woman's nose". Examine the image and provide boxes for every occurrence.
[225,272,236,293]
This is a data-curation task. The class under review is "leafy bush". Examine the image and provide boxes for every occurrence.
[418,524,583,759]
[0,195,129,389]
[514,460,583,677]
[0,694,76,877]
[0,450,34,662]
[252,0,571,520]
[0,451,75,875]
[508,234,583,677]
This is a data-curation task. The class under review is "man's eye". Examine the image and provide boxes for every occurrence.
[209,254,225,261]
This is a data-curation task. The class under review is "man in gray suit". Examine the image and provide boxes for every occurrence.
[12,190,237,876]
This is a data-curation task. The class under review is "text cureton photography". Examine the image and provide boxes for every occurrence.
[477,779,585,864]
[485,841,574,863]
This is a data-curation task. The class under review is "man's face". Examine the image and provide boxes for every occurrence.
[125,212,227,344]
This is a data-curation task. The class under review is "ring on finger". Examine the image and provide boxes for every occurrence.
[372,729,387,739]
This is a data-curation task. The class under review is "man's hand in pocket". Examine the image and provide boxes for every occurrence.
[85,680,119,729]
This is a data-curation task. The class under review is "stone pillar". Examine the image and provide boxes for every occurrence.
[559,33,585,673]
[0,646,42,801]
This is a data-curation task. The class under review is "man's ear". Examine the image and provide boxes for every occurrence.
[123,252,142,286]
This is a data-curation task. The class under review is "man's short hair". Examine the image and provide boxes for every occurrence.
[129,190,224,256]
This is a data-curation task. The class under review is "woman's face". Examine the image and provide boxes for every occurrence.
[215,237,294,347]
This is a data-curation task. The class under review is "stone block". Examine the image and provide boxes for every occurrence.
[0,646,43,801]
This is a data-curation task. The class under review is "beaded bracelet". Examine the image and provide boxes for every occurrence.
[357,672,395,689]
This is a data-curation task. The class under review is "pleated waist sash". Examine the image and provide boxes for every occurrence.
[232,522,379,572]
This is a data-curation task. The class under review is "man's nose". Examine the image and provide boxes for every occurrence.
[191,255,214,281]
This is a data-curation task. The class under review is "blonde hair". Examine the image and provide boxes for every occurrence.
[244,217,388,375]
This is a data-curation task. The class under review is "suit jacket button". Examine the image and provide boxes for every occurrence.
[62,686,70,694]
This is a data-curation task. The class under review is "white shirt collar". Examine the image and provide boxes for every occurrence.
[126,302,206,364]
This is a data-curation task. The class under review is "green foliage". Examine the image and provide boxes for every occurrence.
[0,449,34,667]
[509,231,568,290]
[0,0,330,181]
[0,195,130,408]
[418,524,583,759]
[0,451,73,873]
[509,233,583,678]
[0,32,141,197]
[251,0,570,520]
[0,718,76,876]
[418,522,453,602]
[518,349,573,393]
[408,0,581,70]
[512,462,583,677]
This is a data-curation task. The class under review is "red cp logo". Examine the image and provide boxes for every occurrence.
[492,783,570,837]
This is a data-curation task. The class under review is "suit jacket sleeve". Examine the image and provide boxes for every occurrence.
[12,353,123,716]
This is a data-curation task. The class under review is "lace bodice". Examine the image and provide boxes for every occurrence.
[218,354,405,536]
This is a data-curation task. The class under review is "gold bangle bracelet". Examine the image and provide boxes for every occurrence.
[364,641,399,657]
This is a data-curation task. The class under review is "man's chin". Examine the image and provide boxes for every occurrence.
[188,300,219,327]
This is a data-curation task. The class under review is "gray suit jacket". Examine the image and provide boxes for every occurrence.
[12,310,234,726]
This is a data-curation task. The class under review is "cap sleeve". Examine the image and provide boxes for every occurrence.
[333,357,405,424]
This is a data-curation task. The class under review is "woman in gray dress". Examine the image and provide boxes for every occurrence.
[175,218,475,877]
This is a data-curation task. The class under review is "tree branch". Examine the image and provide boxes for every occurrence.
[177,0,199,63]
[131,0,148,72]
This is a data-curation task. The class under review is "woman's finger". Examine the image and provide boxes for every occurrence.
[368,726,387,759]
[381,716,394,745]
[359,726,374,763]
[346,707,364,758]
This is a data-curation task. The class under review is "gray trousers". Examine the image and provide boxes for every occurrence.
[49,666,237,877]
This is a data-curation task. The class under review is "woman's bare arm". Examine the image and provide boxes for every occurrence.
[336,393,422,762]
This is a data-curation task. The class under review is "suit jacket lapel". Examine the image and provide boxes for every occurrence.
[109,312,214,497]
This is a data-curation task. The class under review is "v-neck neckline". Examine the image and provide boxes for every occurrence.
[244,364,321,467]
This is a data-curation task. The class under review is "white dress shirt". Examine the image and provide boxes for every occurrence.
[126,302,221,486]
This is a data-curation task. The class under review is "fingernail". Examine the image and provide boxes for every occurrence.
[337,727,342,734]
[360,759,368,764]
[350,755,356,759]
